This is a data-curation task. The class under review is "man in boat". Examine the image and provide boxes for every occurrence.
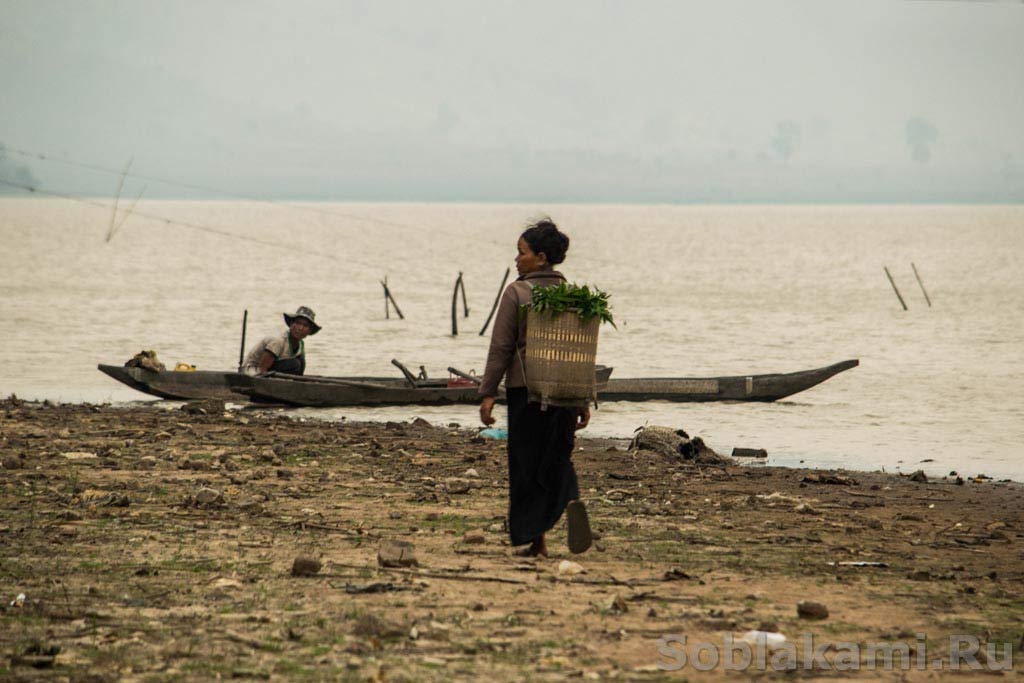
[241,306,320,376]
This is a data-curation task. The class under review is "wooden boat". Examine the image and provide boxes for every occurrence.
[98,364,248,401]
[596,359,859,402]
[228,366,616,407]
[230,374,479,407]
[96,362,611,404]
[98,359,856,405]
[97,364,395,402]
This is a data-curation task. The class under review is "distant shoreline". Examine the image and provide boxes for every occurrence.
[4,195,1024,206]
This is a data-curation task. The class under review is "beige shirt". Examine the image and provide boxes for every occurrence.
[241,330,304,375]
[479,270,567,397]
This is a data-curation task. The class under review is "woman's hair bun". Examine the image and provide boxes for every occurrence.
[521,217,569,265]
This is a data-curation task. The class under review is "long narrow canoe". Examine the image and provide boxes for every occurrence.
[98,360,856,405]
[227,366,616,407]
[229,374,480,407]
[597,359,859,402]
[98,364,248,401]
[227,361,855,407]
[97,364,393,402]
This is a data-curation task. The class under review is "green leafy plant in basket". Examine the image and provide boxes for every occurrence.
[526,282,616,328]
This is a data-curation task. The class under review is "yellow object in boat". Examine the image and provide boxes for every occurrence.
[174,362,196,372]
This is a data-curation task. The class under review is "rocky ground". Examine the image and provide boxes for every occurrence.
[0,397,1021,682]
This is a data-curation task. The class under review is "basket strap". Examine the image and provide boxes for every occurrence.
[514,280,536,387]
[515,341,528,387]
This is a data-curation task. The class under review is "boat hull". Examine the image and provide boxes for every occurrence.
[231,375,481,407]
[228,366,616,407]
[597,359,859,402]
[97,364,248,401]
[98,360,856,406]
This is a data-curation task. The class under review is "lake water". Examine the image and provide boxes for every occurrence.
[2,199,1022,481]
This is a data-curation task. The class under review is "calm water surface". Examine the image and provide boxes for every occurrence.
[2,199,1022,480]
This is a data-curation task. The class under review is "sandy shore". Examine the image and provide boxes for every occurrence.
[1,398,1021,681]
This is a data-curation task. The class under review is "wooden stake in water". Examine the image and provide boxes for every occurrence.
[451,272,464,336]
[390,288,405,319]
[479,267,511,336]
[884,266,908,311]
[108,185,146,242]
[911,262,932,307]
[105,156,133,243]
[237,309,248,372]
[459,275,469,318]
[380,278,405,319]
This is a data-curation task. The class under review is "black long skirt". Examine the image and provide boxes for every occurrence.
[505,387,580,546]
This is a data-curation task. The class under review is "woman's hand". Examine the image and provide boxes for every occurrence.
[576,405,591,431]
[479,396,497,426]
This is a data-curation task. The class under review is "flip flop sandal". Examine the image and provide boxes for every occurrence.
[566,500,592,554]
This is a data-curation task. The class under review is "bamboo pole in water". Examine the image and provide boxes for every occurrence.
[911,262,932,307]
[380,278,405,319]
[108,185,146,242]
[389,285,405,319]
[459,275,469,318]
[237,310,248,371]
[479,267,511,336]
[884,267,908,311]
[105,156,132,243]
[451,272,463,336]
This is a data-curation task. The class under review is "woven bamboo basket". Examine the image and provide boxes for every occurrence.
[524,308,601,407]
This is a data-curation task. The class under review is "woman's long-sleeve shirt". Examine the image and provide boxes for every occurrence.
[478,269,566,397]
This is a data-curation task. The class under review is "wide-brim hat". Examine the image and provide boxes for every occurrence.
[283,306,321,335]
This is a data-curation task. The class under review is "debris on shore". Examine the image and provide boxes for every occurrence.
[1,398,1020,679]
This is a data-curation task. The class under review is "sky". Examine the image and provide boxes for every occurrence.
[1,0,1023,202]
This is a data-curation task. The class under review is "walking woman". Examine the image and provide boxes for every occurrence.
[479,218,592,557]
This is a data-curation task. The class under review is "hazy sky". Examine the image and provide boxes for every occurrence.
[1,0,1022,202]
